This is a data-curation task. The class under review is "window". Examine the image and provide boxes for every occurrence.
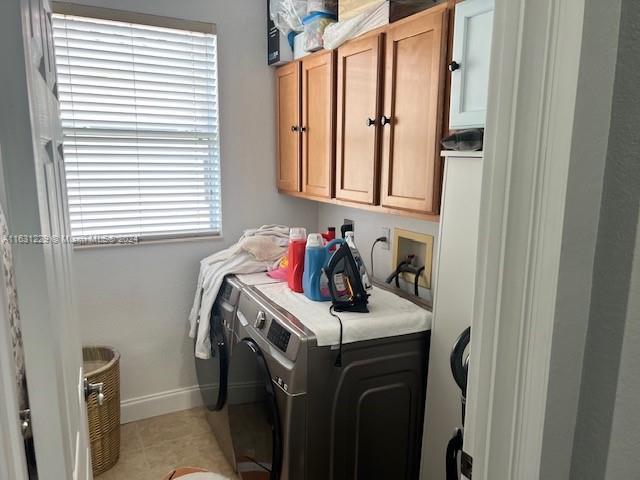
[52,12,221,243]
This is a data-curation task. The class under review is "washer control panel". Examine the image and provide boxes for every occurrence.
[267,320,291,353]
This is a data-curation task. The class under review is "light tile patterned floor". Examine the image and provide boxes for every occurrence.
[97,407,239,480]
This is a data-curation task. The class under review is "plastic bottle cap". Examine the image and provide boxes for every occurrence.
[289,227,307,240]
[306,233,324,247]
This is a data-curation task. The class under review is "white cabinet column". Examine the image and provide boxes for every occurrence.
[420,151,483,480]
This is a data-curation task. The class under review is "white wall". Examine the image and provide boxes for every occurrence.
[69,0,317,414]
[605,213,640,479]
[538,0,622,477]
[570,0,640,476]
[317,204,439,301]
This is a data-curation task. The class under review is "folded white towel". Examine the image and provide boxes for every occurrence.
[188,225,290,359]
[240,235,286,262]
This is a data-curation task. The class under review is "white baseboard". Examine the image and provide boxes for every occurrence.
[120,382,261,424]
[120,385,203,424]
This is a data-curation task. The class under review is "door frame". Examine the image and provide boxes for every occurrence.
[465,0,623,479]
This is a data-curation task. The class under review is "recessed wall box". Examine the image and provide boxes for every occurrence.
[392,228,434,290]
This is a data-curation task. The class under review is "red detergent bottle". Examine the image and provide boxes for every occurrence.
[287,227,307,293]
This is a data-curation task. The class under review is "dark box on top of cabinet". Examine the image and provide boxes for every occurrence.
[339,0,444,23]
[390,0,446,22]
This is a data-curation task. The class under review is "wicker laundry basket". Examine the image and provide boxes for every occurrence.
[83,346,121,476]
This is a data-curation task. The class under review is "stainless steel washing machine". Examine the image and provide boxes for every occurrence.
[195,275,244,469]
[195,274,285,471]
[227,285,431,480]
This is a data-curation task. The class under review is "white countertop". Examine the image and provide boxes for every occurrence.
[255,282,432,347]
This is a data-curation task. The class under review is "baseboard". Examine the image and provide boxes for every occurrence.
[120,385,203,424]
[120,382,261,424]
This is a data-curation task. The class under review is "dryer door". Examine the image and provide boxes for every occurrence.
[195,308,229,411]
[228,338,282,480]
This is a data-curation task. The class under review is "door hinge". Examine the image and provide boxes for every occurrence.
[461,450,473,479]
[19,409,32,439]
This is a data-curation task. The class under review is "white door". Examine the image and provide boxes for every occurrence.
[449,0,494,130]
[0,0,91,479]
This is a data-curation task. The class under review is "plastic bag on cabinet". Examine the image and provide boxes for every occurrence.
[269,0,308,35]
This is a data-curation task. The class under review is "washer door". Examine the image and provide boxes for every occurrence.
[195,309,228,411]
[228,338,282,480]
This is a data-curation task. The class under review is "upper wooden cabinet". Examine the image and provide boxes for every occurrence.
[449,0,494,129]
[276,62,301,192]
[302,51,335,198]
[380,7,448,214]
[335,34,383,205]
[275,4,454,221]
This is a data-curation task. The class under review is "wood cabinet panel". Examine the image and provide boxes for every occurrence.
[302,51,335,198]
[276,62,301,192]
[335,34,383,205]
[380,8,448,213]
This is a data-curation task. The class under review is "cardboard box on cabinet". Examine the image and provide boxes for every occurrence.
[339,0,439,23]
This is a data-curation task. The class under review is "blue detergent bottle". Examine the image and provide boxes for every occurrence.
[303,234,344,301]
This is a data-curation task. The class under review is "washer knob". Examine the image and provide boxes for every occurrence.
[255,310,267,329]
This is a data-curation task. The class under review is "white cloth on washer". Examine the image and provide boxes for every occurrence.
[189,225,289,359]
[255,282,432,346]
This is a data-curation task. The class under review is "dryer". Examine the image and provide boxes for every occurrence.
[228,285,431,480]
[195,274,284,470]
[195,278,241,408]
[194,275,244,469]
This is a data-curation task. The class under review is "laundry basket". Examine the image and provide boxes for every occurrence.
[83,346,121,476]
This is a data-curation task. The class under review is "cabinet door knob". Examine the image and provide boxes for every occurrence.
[380,115,392,126]
[291,125,299,132]
[366,117,376,127]
[300,126,307,132]
[449,61,461,72]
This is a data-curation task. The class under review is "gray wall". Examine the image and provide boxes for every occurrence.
[539,0,622,477]
[69,0,318,404]
[317,203,439,301]
[570,0,640,477]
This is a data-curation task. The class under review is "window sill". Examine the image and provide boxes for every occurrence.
[72,232,223,250]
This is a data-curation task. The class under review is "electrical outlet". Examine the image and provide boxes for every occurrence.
[342,218,354,237]
[381,227,391,250]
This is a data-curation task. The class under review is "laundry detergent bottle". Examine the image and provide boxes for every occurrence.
[303,234,344,301]
[287,227,307,293]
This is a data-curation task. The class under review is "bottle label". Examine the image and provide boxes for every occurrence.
[320,271,330,297]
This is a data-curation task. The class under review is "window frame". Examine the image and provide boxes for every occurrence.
[52,2,223,248]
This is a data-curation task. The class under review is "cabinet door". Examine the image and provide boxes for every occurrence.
[449,0,494,129]
[302,51,335,198]
[276,62,301,192]
[336,34,383,204]
[380,8,448,213]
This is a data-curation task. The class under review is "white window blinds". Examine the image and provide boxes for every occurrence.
[52,13,221,242]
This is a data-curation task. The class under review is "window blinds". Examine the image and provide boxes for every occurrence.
[52,14,221,241]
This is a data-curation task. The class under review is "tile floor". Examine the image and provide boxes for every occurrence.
[97,407,239,480]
